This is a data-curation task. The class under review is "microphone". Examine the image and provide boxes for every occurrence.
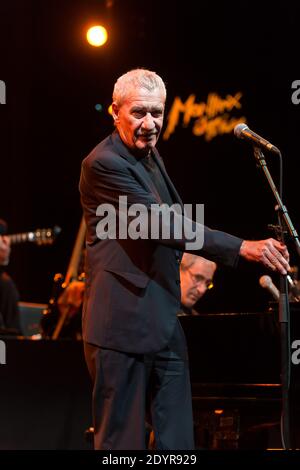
[259,275,279,301]
[234,123,281,155]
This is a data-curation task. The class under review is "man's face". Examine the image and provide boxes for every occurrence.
[180,259,216,309]
[112,87,165,156]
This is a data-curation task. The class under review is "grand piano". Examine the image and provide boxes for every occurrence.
[180,305,300,449]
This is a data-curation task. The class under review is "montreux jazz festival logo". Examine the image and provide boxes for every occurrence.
[163,91,246,141]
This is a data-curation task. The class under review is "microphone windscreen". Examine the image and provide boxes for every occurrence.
[259,275,272,289]
[234,123,248,138]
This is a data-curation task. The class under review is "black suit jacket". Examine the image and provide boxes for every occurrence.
[79,131,242,354]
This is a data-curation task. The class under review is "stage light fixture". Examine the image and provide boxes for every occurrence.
[86,26,108,47]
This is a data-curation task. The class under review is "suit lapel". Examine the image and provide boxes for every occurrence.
[111,130,138,166]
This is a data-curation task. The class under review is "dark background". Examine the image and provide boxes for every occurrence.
[0,0,299,312]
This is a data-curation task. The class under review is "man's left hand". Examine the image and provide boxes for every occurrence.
[239,238,290,275]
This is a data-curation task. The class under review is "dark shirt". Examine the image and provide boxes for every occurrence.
[141,152,174,206]
[141,151,181,264]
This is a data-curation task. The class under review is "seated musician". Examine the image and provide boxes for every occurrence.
[0,220,21,334]
[178,253,217,315]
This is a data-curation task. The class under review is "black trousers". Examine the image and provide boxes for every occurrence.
[84,320,194,450]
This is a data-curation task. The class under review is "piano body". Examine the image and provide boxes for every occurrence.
[179,305,300,448]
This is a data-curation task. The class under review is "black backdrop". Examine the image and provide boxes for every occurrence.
[0,0,299,313]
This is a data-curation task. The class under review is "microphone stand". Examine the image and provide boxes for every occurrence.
[253,146,300,449]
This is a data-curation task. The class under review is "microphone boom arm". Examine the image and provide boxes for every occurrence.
[253,146,300,257]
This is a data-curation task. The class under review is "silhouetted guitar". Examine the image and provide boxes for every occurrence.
[7,226,61,246]
[52,218,85,339]
[41,218,85,339]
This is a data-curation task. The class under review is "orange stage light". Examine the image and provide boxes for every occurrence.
[86,26,108,47]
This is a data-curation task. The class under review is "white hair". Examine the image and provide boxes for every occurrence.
[112,68,166,106]
[180,253,217,272]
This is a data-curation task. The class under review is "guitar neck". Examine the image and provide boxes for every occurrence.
[64,217,86,285]
[6,226,60,246]
[7,231,36,245]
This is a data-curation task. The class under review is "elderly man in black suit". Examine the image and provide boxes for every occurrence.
[79,68,289,450]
